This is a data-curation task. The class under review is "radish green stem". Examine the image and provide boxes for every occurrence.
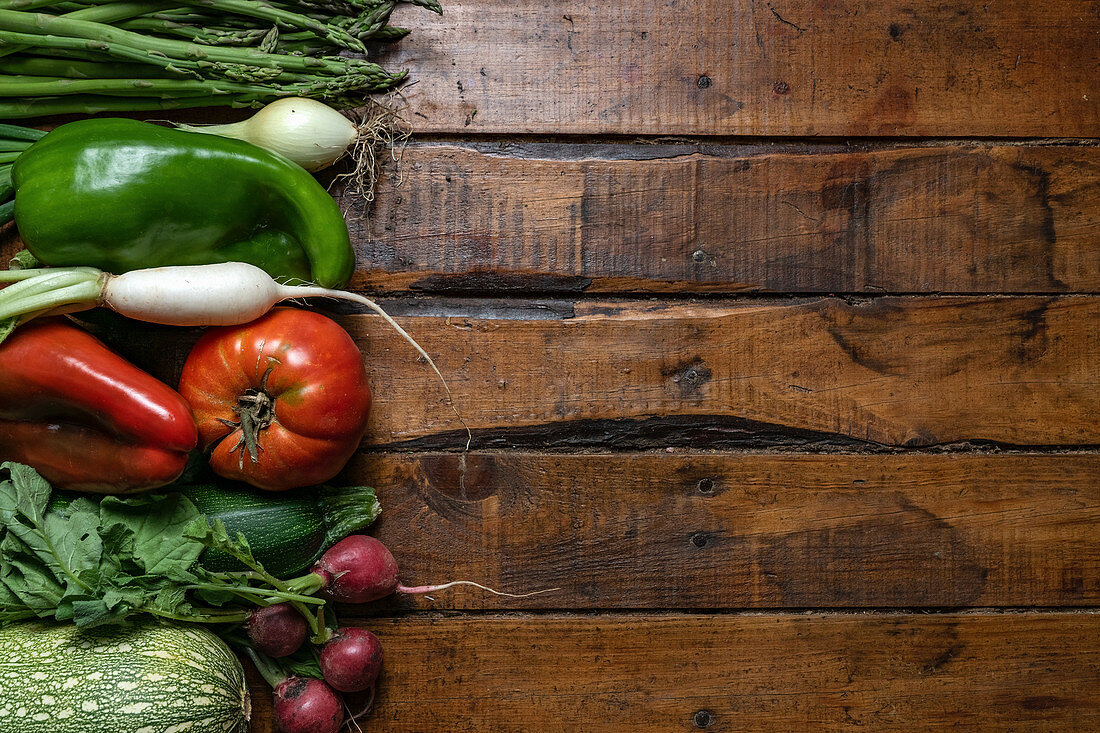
[245,647,287,688]
[311,606,330,645]
[8,282,101,316]
[210,572,321,637]
[186,582,325,606]
[142,607,251,624]
[210,571,264,580]
[284,572,326,597]
[221,587,278,607]
[292,599,323,639]
[0,267,102,321]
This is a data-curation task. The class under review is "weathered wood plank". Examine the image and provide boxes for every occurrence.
[380,0,1100,136]
[54,296,1100,448]
[334,296,1100,448]
[351,143,1100,294]
[335,453,1100,610]
[248,613,1100,732]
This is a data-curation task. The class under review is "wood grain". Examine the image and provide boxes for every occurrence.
[322,296,1100,448]
[247,613,1100,732]
[351,142,1100,294]
[380,0,1100,136]
[334,453,1100,610]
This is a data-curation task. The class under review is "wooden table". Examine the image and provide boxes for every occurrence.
[254,1,1098,730]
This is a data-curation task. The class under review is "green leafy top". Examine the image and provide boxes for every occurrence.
[0,462,327,630]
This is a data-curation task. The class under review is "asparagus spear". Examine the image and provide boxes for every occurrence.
[0,90,255,116]
[0,9,402,83]
[0,0,434,115]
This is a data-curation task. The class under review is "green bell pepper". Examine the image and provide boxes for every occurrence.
[6,118,353,288]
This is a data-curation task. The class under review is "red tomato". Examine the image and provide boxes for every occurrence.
[178,308,371,491]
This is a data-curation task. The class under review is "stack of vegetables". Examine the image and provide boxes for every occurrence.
[0,108,399,732]
[0,25,517,729]
[0,0,440,117]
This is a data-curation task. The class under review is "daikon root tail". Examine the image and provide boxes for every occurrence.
[284,285,472,450]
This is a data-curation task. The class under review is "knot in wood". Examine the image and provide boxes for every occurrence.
[693,709,715,728]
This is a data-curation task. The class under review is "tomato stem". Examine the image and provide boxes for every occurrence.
[232,365,276,464]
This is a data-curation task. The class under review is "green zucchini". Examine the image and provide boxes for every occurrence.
[0,620,248,733]
[50,482,380,578]
[183,482,380,577]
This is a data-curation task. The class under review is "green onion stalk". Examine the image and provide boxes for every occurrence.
[0,121,41,204]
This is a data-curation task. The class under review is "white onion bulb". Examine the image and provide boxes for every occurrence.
[178,98,358,172]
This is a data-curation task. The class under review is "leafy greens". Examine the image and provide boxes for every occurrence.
[0,461,324,629]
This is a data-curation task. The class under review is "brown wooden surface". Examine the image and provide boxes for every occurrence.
[342,296,1100,449]
[2,0,1086,729]
[265,0,1098,725]
[351,142,1100,295]
[379,0,1100,136]
[248,613,1100,732]
[338,453,1100,610]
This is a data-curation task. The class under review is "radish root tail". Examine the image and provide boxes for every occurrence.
[342,687,375,733]
[396,581,560,599]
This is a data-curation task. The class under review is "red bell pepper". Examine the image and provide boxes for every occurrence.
[0,319,197,492]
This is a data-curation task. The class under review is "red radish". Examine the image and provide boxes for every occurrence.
[246,603,309,658]
[273,677,344,733]
[319,627,383,692]
[304,534,555,603]
[312,535,395,603]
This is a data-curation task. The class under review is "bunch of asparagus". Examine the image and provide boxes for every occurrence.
[0,0,438,117]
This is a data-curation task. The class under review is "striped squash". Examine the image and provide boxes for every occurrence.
[0,621,249,733]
